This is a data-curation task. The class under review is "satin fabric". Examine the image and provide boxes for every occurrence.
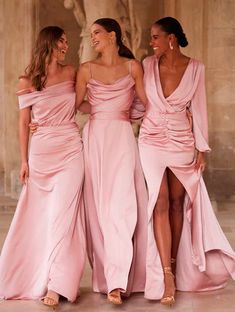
[83,73,148,294]
[139,56,235,299]
[0,81,86,302]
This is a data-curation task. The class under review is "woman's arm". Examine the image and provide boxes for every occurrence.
[128,60,147,122]
[190,63,211,172]
[131,60,148,107]
[190,63,211,153]
[19,108,31,164]
[17,78,32,183]
[195,151,206,172]
[75,63,90,110]
[79,100,91,114]
[19,107,31,183]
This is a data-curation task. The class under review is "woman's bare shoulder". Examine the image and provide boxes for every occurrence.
[61,64,77,80]
[129,59,143,76]
[17,76,34,94]
[76,62,92,82]
[18,76,31,88]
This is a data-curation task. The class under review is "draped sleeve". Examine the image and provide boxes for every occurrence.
[17,91,38,110]
[190,63,211,152]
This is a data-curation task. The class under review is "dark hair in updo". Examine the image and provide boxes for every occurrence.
[154,16,188,47]
[93,18,135,59]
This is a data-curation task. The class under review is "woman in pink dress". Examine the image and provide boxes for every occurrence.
[138,17,235,305]
[0,26,86,307]
[75,18,148,305]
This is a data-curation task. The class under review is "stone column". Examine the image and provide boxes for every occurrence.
[205,0,235,200]
[0,0,4,193]
[163,0,177,16]
[161,0,206,60]
[0,0,38,198]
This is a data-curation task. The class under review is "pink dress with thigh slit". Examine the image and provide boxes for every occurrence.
[139,56,235,299]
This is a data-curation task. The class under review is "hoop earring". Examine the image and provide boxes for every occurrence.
[169,42,173,50]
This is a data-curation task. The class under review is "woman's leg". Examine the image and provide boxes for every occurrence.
[153,170,175,304]
[153,171,171,268]
[167,169,185,274]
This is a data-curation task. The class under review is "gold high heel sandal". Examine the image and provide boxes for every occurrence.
[42,291,59,309]
[160,266,175,306]
[107,289,122,305]
[171,257,176,275]
[42,297,59,309]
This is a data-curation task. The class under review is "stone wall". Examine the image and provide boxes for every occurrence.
[0,0,4,194]
[205,0,235,200]
[0,0,234,201]
[0,0,37,197]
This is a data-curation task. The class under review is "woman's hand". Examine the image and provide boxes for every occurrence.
[78,100,91,114]
[29,122,39,134]
[195,151,206,172]
[20,162,29,184]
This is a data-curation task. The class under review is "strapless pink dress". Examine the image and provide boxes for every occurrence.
[0,81,86,302]
[139,56,235,299]
[83,73,148,294]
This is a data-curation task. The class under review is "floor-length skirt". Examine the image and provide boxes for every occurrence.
[0,124,86,302]
[83,119,147,294]
[139,144,235,300]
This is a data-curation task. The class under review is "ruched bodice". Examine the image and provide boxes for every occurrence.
[139,56,210,153]
[141,110,194,151]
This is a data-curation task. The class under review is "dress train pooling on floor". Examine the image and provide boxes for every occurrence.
[0,81,86,302]
[138,56,235,299]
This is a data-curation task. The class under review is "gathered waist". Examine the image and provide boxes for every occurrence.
[145,110,188,120]
[90,111,130,121]
[143,110,192,128]
[36,121,79,131]
[139,109,194,150]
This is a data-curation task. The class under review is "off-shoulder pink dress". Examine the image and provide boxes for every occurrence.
[0,81,86,302]
[82,68,148,295]
[139,56,235,299]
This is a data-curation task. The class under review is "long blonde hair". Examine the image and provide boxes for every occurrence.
[25,26,64,91]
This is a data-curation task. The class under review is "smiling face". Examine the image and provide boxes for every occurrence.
[53,33,68,61]
[150,24,172,57]
[90,23,114,53]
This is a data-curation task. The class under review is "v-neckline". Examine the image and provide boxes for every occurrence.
[156,58,192,100]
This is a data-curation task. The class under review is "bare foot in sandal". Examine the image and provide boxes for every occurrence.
[43,290,59,308]
[107,289,122,305]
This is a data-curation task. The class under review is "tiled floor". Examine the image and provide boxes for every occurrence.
[0,197,235,312]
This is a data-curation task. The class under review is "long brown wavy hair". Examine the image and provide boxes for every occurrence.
[25,26,64,91]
